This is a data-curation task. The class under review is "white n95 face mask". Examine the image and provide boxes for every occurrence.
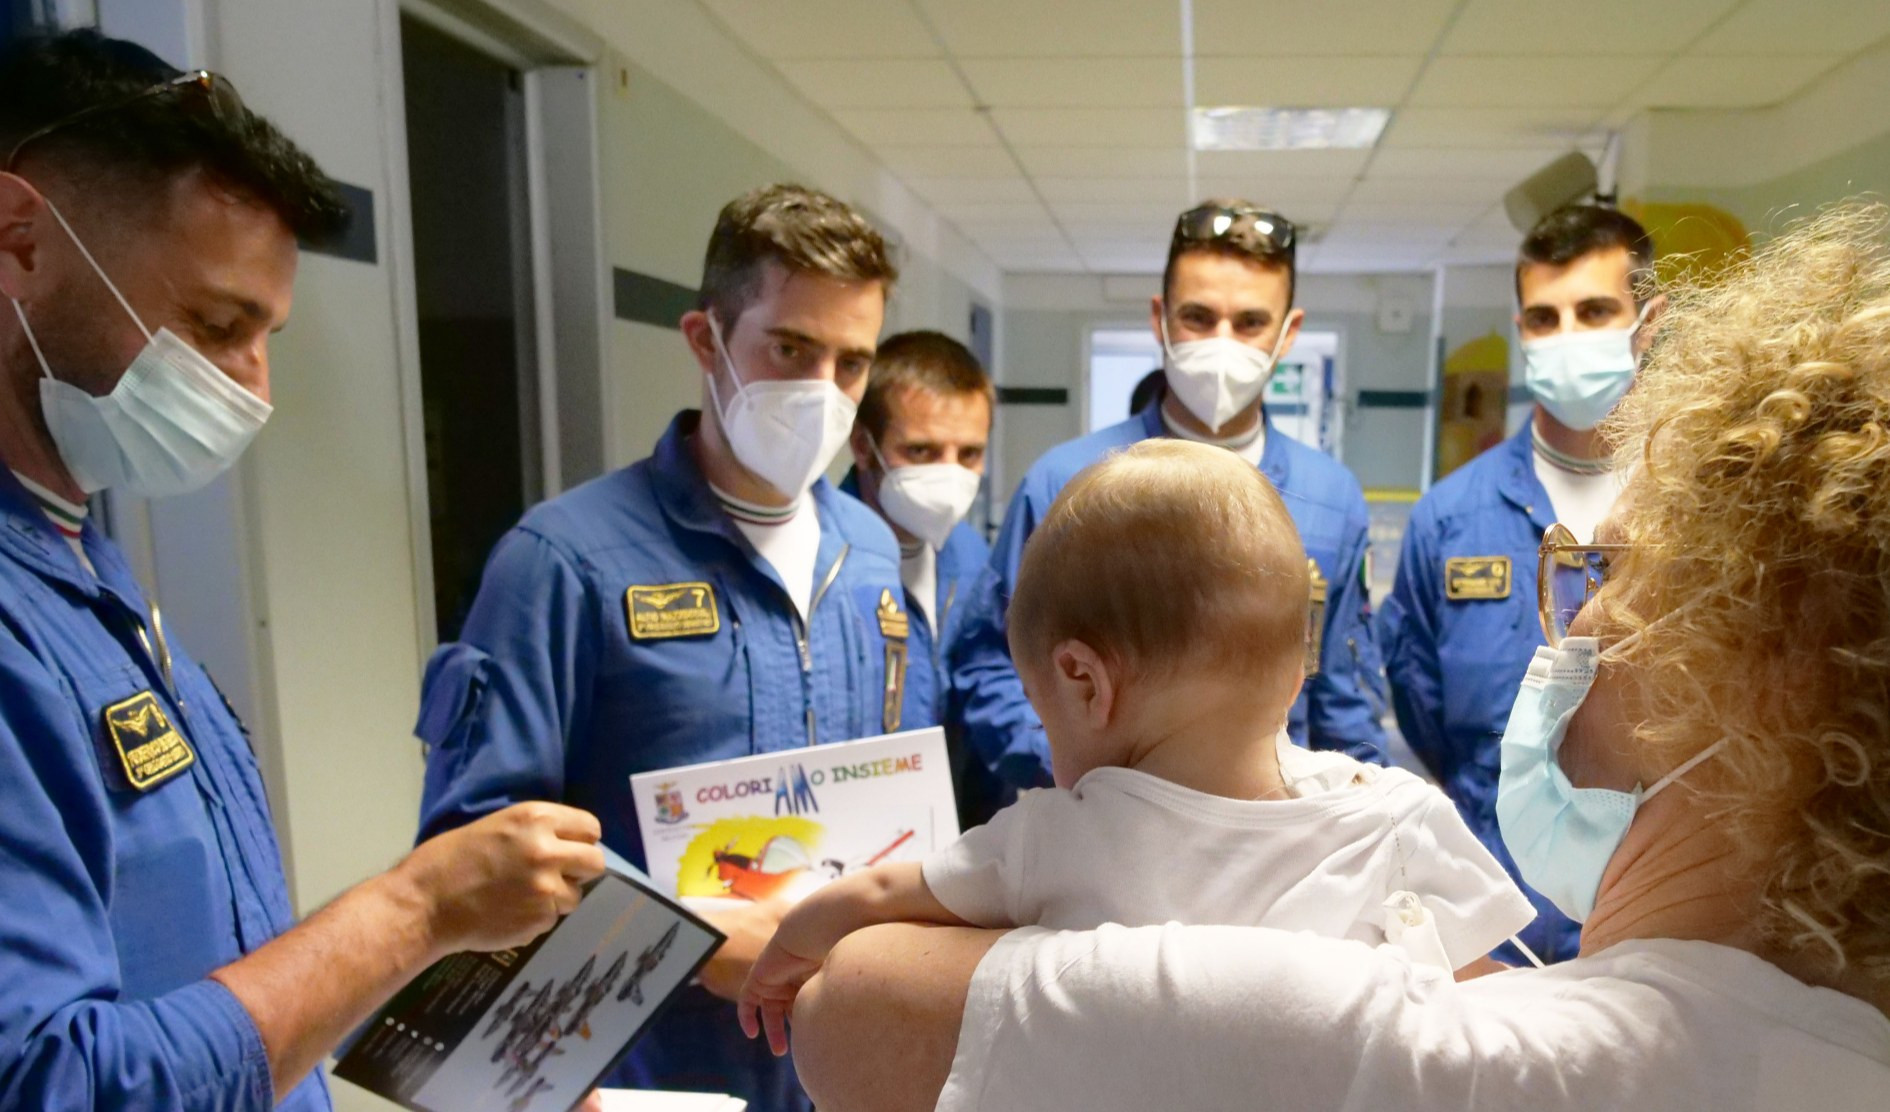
[12,200,271,498]
[871,440,980,550]
[705,314,857,500]
[1160,314,1291,433]
[1521,301,1655,432]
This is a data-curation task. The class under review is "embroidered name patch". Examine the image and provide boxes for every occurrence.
[626,582,720,640]
[876,588,910,640]
[104,690,195,791]
[1445,556,1512,601]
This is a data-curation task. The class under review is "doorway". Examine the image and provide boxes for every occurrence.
[1086,326,1342,454]
[402,14,541,643]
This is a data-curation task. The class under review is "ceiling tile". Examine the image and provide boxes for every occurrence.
[1379,107,1603,148]
[1194,148,1372,180]
[832,108,998,146]
[1441,0,1739,55]
[1368,146,1575,180]
[698,0,940,59]
[1193,56,1422,107]
[1694,0,1890,54]
[901,177,1041,205]
[1033,176,1197,204]
[916,0,1181,58]
[876,144,1021,178]
[989,107,1185,147]
[1048,201,1198,227]
[1323,222,1457,247]
[1629,55,1840,109]
[1014,145,1189,178]
[1195,176,1354,207]
[932,201,1056,224]
[988,246,1090,272]
[1343,201,1493,225]
[1348,175,1513,204]
[775,59,972,109]
[1408,56,1668,108]
[960,58,1183,107]
[1191,0,1459,55]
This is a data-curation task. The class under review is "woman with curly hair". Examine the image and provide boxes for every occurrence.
[783,202,1890,1111]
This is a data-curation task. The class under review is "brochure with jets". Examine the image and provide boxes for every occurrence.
[333,849,722,1112]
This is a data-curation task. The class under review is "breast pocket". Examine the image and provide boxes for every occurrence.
[67,665,235,1001]
[602,580,758,773]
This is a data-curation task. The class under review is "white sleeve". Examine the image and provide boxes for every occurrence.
[936,925,1631,1112]
[1390,780,1538,969]
[921,789,1049,928]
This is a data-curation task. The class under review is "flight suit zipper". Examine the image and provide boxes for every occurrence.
[791,545,850,746]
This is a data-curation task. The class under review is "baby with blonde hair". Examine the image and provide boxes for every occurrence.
[739,440,1533,1053]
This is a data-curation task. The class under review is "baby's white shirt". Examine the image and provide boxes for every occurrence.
[922,750,1536,971]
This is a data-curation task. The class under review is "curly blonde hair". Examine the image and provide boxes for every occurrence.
[1600,201,1890,983]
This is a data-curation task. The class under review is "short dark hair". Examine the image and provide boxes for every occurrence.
[0,30,347,244]
[856,330,993,442]
[1516,204,1655,305]
[1162,197,1297,308]
[699,184,898,330]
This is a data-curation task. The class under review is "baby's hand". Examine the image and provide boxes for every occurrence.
[737,935,825,1056]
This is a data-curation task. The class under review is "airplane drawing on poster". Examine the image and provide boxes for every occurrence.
[631,728,958,905]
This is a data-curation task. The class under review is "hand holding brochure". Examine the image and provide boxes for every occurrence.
[333,849,722,1112]
[630,727,959,904]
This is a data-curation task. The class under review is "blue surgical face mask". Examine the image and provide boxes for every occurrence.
[1495,635,1723,923]
[1521,300,1654,432]
[9,199,270,498]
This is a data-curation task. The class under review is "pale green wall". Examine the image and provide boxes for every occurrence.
[1646,128,1890,239]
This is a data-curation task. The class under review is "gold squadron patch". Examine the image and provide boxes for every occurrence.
[626,582,720,640]
[877,589,910,732]
[104,690,195,791]
[1305,559,1328,676]
[1445,556,1512,601]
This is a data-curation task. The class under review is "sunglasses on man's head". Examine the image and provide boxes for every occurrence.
[1171,204,1297,262]
[5,69,246,174]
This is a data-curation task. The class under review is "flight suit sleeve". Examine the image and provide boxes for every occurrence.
[1305,493,1389,764]
[944,480,1055,793]
[416,526,597,843]
[1376,502,1453,783]
[0,632,275,1111]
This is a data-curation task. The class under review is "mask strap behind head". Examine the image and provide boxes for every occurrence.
[1640,738,1725,802]
[40,199,153,344]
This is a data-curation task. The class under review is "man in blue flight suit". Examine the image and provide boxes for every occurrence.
[0,31,608,1111]
[416,185,924,1111]
[841,330,1002,828]
[952,200,1387,794]
[1378,205,1661,963]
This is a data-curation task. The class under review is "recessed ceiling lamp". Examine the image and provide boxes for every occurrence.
[1190,106,1391,151]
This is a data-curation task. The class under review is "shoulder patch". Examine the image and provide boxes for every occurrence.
[104,691,195,791]
[626,582,720,640]
[1305,559,1328,674]
[1445,556,1512,601]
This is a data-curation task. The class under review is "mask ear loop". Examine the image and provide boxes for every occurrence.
[39,199,153,344]
[702,312,742,426]
[8,299,55,381]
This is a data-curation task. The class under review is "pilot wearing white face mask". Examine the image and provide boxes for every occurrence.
[1379,204,1666,966]
[415,185,927,1111]
[842,330,1000,828]
[952,200,1389,805]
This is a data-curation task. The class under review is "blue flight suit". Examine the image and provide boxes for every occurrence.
[840,468,1001,828]
[416,413,928,1112]
[950,404,1388,792]
[0,472,327,1110]
[1377,420,1576,962]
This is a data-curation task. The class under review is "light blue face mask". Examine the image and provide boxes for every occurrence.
[1521,300,1655,432]
[9,199,270,498]
[1495,635,1723,923]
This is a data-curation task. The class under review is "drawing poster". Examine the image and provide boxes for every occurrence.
[630,728,959,907]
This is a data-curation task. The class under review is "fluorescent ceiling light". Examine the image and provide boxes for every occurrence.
[1191,107,1391,151]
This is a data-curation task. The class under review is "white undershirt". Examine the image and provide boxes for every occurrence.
[13,471,95,575]
[1161,405,1266,467]
[901,541,936,628]
[1531,453,1620,543]
[714,485,821,620]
